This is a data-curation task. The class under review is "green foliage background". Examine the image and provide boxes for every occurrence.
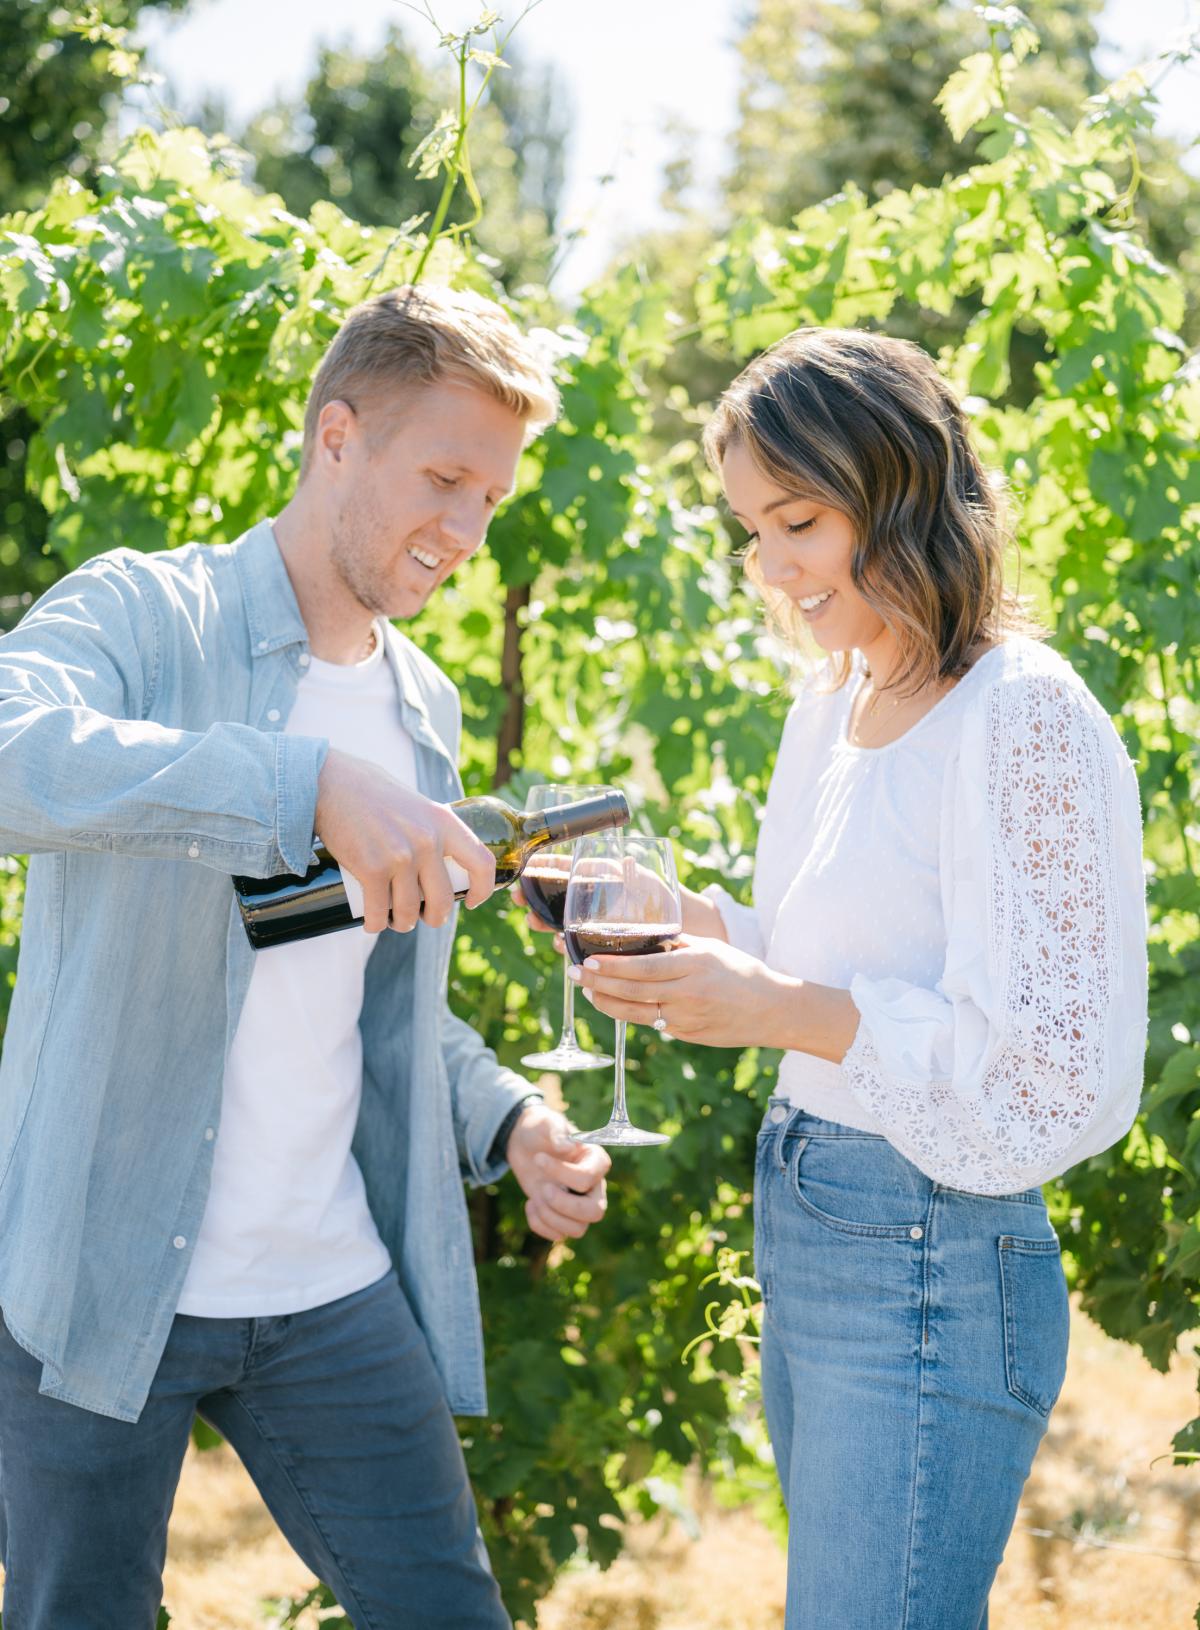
[238,25,566,288]
[2,7,1200,1626]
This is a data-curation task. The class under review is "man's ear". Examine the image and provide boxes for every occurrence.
[315,399,357,470]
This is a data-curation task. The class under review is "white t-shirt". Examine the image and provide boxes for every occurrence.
[177,624,414,1316]
[706,636,1148,1196]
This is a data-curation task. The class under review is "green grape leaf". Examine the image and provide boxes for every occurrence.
[936,52,1002,143]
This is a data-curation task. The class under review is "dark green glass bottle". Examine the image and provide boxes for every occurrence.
[233,790,630,950]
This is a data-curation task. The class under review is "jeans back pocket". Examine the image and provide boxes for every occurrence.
[999,1235,1070,1418]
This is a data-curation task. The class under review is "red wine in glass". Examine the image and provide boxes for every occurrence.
[521,864,570,931]
[563,924,677,963]
[565,832,682,1148]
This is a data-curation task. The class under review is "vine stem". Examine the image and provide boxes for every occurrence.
[1156,650,1198,883]
[403,0,547,286]
[408,43,471,286]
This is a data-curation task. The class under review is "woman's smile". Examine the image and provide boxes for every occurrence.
[796,588,836,619]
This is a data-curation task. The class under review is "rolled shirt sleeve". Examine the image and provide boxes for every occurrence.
[442,1006,541,1186]
[841,667,1148,1195]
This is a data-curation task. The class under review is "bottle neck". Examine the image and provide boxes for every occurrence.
[539,791,629,843]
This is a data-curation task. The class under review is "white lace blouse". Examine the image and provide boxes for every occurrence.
[706,636,1148,1196]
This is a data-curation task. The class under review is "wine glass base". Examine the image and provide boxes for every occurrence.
[520,1044,615,1071]
[573,1123,671,1148]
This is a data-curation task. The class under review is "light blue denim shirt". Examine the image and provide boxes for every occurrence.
[0,519,532,1423]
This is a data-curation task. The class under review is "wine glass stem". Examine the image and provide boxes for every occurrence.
[609,1021,630,1129]
[560,954,579,1048]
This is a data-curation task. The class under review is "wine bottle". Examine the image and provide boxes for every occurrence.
[233,790,630,950]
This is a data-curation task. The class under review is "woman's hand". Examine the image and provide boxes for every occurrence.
[569,933,862,1059]
[568,932,789,1048]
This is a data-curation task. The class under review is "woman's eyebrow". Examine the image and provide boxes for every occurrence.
[727,494,814,521]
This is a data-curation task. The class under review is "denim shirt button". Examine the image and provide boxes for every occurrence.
[267,708,281,722]
[172,1235,187,1250]
[910,1226,924,1241]
[187,842,200,859]
[769,1105,787,1124]
[204,1127,214,1141]
[257,638,269,652]
[298,652,311,668]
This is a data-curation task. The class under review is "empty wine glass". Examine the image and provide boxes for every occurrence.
[518,784,616,1072]
[563,830,682,1147]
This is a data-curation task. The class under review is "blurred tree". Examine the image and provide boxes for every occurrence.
[726,0,1200,332]
[239,25,566,288]
[0,0,187,621]
[622,0,1200,456]
[1,0,182,210]
[727,0,1103,214]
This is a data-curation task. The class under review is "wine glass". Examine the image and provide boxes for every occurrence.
[518,784,616,1072]
[564,831,682,1147]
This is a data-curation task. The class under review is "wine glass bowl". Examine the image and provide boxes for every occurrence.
[518,850,572,931]
[564,831,681,1148]
[518,785,616,1072]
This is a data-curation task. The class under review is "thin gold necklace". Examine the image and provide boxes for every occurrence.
[853,672,901,743]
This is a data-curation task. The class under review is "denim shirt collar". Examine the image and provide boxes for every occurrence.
[231,517,456,778]
[231,518,310,658]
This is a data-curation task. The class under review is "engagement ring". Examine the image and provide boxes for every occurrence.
[653,1005,668,1032]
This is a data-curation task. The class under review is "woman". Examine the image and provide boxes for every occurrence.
[553,329,1148,1628]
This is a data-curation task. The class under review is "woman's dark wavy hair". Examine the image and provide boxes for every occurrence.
[702,326,1041,693]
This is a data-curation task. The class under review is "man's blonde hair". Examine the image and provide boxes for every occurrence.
[300,284,560,478]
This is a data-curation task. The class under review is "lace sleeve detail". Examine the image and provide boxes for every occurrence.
[843,669,1129,1195]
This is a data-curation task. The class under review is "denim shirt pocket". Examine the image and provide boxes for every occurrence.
[998,1235,1070,1418]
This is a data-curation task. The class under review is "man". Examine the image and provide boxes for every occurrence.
[0,284,610,1628]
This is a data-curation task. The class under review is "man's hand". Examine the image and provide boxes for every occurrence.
[505,1102,611,1242]
[315,747,496,932]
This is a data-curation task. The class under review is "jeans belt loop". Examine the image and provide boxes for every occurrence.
[774,1104,804,1170]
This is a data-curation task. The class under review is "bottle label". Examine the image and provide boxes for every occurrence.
[343,868,367,923]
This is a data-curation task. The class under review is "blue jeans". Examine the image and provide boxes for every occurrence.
[0,1270,509,1630]
[755,1102,1069,1630]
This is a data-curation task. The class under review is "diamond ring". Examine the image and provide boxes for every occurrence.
[653,1005,668,1032]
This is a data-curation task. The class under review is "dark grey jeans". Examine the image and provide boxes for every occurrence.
[0,1270,509,1630]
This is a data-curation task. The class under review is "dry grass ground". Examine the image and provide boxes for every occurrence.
[538,1303,1200,1630]
[3,1300,1198,1628]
